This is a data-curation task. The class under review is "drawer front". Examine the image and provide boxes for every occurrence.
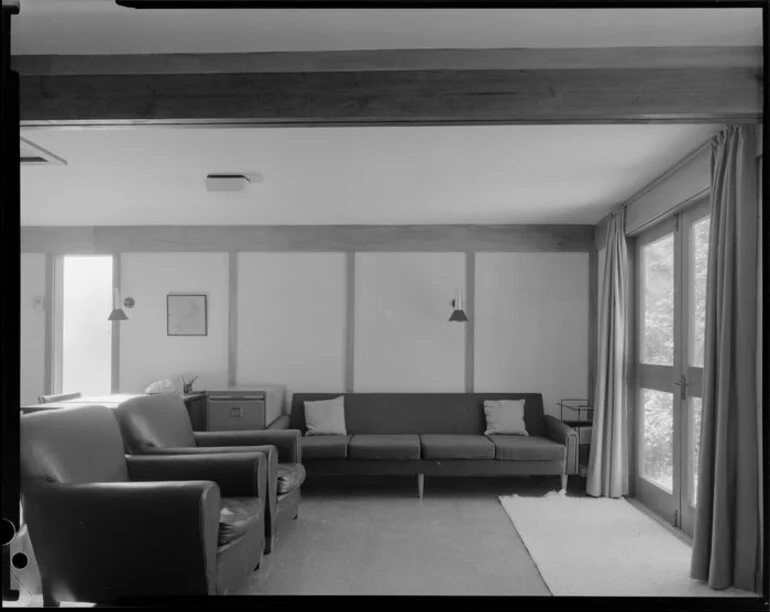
[208,399,265,431]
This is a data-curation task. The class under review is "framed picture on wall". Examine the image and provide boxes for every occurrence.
[167,293,208,336]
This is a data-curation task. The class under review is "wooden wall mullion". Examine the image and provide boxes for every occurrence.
[346,253,356,393]
[110,254,121,393]
[465,252,475,393]
[228,252,238,387]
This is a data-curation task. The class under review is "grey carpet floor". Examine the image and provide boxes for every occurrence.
[236,475,558,596]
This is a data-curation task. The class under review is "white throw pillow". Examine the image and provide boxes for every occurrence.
[304,396,347,436]
[483,399,529,436]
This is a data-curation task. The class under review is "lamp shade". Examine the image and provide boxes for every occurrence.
[449,287,469,323]
[108,288,128,321]
[108,308,128,321]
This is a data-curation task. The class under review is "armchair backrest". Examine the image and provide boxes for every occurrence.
[114,394,197,453]
[20,405,129,485]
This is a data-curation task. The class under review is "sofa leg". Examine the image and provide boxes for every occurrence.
[561,474,568,492]
[265,534,275,555]
[417,474,424,500]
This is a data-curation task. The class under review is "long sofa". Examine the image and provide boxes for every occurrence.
[279,392,579,498]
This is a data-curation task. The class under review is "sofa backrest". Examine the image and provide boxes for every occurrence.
[289,393,546,437]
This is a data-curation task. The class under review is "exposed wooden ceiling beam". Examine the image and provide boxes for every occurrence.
[17,47,762,126]
[12,46,762,75]
[20,66,761,126]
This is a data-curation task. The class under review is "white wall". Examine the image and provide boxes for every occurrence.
[20,254,46,405]
[24,246,594,406]
[474,252,589,416]
[236,252,347,400]
[120,253,229,392]
[354,252,466,392]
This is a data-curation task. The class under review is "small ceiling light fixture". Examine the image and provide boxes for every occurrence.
[205,172,263,192]
[108,289,134,321]
[449,288,469,323]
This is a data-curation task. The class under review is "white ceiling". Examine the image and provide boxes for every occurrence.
[11,3,761,55]
[20,124,722,227]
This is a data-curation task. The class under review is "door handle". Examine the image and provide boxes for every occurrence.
[673,375,688,400]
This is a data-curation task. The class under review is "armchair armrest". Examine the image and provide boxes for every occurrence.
[194,429,302,464]
[543,415,580,475]
[268,415,291,430]
[126,452,266,500]
[21,479,220,602]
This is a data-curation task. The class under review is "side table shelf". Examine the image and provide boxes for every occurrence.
[559,399,594,478]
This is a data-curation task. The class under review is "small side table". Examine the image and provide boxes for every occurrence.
[558,399,594,478]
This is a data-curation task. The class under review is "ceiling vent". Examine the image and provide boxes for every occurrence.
[20,137,67,166]
[205,172,263,192]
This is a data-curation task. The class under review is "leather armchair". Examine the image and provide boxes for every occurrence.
[113,394,305,554]
[20,405,268,605]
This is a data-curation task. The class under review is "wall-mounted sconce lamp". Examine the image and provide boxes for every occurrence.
[449,288,469,323]
[108,288,135,321]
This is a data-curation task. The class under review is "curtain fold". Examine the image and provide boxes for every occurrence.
[690,125,760,593]
[586,208,629,498]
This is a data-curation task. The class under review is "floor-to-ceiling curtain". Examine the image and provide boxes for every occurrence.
[587,208,629,498]
[691,125,761,592]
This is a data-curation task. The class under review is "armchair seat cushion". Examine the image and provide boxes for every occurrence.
[348,435,421,460]
[219,498,263,547]
[277,463,306,495]
[301,435,350,460]
[487,435,566,461]
[420,434,495,460]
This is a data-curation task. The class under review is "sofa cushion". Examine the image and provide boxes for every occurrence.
[277,463,306,495]
[219,498,263,547]
[419,434,495,460]
[301,435,350,460]
[348,435,421,460]
[304,396,347,436]
[487,435,566,462]
[483,399,529,436]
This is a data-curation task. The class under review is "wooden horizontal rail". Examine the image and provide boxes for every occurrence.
[12,46,762,75]
[20,224,596,254]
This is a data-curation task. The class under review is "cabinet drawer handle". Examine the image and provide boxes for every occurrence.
[230,407,242,418]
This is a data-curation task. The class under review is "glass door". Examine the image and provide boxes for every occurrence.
[53,255,114,396]
[679,202,710,536]
[636,218,677,521]
[634,198,710,537]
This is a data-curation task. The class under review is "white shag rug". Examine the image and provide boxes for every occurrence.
[499,491,757,598]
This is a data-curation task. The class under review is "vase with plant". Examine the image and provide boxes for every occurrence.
[181,376,198,395]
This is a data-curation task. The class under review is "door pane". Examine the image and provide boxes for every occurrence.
[689,397,703,506]
[61,256,113,396]
[641,234,675,365]
[689,216,710,367]
[640,388,674,492]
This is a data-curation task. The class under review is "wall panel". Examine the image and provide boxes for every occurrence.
[120,252,229,392]
[20,253,47,405]
[475,252,589,416]
[236,253,347,402]
[354,252,466,392]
